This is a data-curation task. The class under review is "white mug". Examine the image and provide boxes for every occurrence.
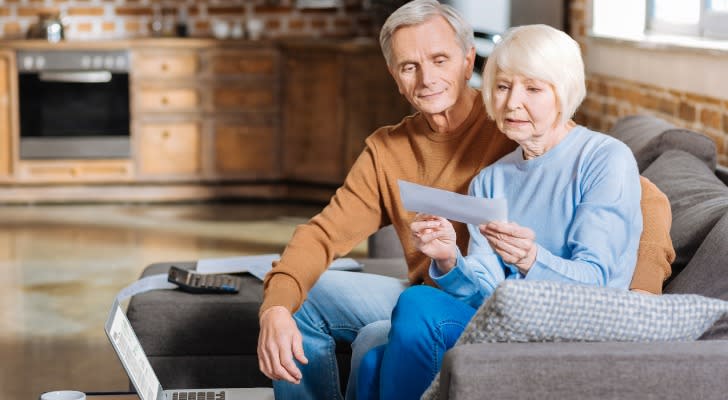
[39,390,86,400]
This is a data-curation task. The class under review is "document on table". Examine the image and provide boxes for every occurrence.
[398,180,508,225]
[196,254,364,280]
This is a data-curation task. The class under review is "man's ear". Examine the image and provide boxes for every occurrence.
[464,46,476,81]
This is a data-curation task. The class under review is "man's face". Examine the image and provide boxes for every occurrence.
[388,16,475,117]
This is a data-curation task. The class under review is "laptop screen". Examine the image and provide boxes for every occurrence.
[105,300,164,400]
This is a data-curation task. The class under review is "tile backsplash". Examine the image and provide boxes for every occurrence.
[0,0,376,40]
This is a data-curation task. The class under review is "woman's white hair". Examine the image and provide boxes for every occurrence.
[482,24,586,126]
[379,0,474,67]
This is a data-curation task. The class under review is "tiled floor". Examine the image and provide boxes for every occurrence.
[0,202,365,399]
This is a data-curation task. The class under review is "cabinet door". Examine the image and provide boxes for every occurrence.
[213,120,279,178]
[136,122,201,177]
[282,50,344,183]
[0,51,11,176]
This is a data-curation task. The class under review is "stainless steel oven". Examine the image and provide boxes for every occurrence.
[17,49,130,159]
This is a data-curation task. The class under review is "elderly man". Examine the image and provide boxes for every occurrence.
[257,1,675,399]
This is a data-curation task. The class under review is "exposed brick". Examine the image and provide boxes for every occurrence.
[75,22,94,32]
[311,18,326,29]
[124,21,141,32]
[116,7,154,16]
[657,97,677,115]
[334,17,351,29]
[102,21,115,32]
[288,18,305,31]
[208,6,245,15]
[255,6,292,14]
[678,101,696,122]
[3,22,21,36]
[265,19,281,30]
[723,114,728,134]
[17,7,60,17]
[0,8,9,17]
[686,93,722,106]
[701,108,721,129]
[195,21,210,32]
[67,7,105,16]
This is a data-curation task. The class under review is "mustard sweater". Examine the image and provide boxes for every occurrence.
[262,94,674,314]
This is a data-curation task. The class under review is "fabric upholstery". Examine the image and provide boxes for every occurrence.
[438,341,728,400]
[608,115,716,172]
[643,150,728,276]
[422,280,728,399]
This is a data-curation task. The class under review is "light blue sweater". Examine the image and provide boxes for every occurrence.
[430,126,642,308]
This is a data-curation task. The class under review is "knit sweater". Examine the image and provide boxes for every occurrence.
[261,94,675,315]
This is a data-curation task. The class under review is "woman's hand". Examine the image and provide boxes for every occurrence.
[410,213,458,273]
[481,221,537,273]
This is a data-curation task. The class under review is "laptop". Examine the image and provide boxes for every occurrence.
[105,299,273,400]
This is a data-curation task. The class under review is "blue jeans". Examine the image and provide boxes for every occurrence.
[357,285,477,400]
[273,270,407,400]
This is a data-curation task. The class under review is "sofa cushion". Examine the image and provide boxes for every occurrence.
[642,150,728,276]
[421,280,728,400]
[608,115,716,172]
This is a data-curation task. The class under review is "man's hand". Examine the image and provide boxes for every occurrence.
[481,221,537,273]
[257,306,308,384]
[411,213,458,272]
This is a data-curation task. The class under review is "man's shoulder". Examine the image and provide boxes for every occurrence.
[366,112,421,144]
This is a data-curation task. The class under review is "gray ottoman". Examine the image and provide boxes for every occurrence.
[126,227,407,390]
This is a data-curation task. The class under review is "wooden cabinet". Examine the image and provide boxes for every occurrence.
[201,47,281,180]
[0,50,13,177]
[281,40,411,184]
[131,49,203,179]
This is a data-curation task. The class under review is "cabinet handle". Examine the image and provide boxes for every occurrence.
[161,63,169,72]
[70,168,78,177]
[162,130,170,139]
[161,96,169,105]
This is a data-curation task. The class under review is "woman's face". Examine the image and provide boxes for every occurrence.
[491,71,561,145]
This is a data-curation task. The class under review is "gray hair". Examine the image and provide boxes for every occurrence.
[379,0,475,67]
[482,24,586,126]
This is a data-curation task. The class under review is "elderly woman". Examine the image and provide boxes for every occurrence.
[357,24,642,400]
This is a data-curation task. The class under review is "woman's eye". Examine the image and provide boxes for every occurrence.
[497,84,509,91]
[527,87,542,92]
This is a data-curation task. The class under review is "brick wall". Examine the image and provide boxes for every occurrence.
[569,0,728,164]
[0,0,375,40]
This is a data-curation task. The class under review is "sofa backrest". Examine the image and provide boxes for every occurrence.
[642,150,728,278]
[608,115,717,172]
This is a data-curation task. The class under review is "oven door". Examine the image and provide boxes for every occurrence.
[18,70,130,159]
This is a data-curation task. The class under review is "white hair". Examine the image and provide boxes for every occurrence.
[482,24,586,125]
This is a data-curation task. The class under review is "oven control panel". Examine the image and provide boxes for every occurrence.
[17,50,129,72]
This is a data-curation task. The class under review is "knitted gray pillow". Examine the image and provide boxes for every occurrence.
[421,280,728,400]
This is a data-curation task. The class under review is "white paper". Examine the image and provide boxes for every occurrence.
[116,273,177,302]
[196,254,280,279]
[398,180,508,225]
[197,254,364,280]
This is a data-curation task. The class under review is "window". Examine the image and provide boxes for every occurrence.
[647,0,728,39]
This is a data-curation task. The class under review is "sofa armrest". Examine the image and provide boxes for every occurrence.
[438,341,728,400]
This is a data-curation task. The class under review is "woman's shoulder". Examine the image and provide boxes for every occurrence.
[575,126,634,160]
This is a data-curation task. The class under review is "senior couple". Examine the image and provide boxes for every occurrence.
[258,1,675,399]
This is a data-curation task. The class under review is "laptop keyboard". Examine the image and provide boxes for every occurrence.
[170,391,223,400]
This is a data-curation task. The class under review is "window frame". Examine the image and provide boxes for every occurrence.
[647,0,728,39]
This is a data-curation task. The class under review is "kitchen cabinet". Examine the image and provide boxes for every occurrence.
[0,50,13,177]
[281,40,410,184]
[201,47,281,180]
[131,48,203,179]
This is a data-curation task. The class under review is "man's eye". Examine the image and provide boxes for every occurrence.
[402,65,415,73]
[435,58,447,65]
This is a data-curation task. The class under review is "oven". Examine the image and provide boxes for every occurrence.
[17,49,130,159]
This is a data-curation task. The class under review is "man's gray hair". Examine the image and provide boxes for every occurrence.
[379,0,475,67]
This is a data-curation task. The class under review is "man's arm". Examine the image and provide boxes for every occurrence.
[258,139,386,382]
[630,176,675,294]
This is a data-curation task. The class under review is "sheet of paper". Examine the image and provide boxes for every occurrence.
[197,254,364,280]
[196,254,280,280]
[398,180,508,225]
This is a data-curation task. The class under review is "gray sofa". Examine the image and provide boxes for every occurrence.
[127,114,728,399]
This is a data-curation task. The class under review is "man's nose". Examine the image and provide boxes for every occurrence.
[418,63,437,86]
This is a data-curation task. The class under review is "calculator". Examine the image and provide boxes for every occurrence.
[167,266,242,294]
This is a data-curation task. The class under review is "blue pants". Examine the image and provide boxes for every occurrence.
[357,285,477,400]
[273,270,408,400]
